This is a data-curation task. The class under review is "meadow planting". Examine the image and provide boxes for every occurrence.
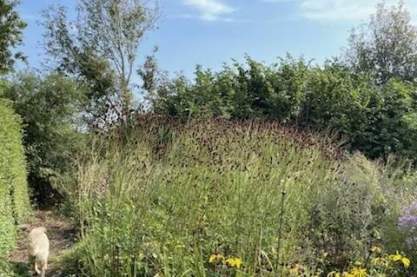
[61,119,417,276]
[3,1,417,276]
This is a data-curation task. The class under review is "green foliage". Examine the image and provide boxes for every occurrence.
[307,155,387,270]
[149,57,417,161]
[0,257,15,276]
[0,0,26,73]
[151,56,309,121]
[362,79,417,158]
[0,99,30,257]
[299,62,372,135]
[2,73,86,206]
[62,119,412,276]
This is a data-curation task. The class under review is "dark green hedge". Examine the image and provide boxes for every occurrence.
[0,99,31,256]
[150,58,417,160]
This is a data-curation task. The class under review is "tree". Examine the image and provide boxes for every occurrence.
[1,73,86,206]
[149,56,310,121]
[0,0,26,73]
[43,0,158,128]
[346,1,417,85]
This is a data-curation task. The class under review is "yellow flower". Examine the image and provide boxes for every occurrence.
[209,254,224,264]
[401,257,411,268]
[388,252,411,268]
[225,257,242,269]
[371,257,389,267]
[371,246,382,254]
[350,267,367,277]
[389,252,402,262]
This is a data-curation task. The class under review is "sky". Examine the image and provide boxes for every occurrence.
[16,0,417,77]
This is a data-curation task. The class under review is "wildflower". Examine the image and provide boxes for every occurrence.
[370,246,382,254]
[225,257,242,269]
[371,257,389,267]
[350,267,367,277]
[388,252,411,269]
[398,201,417,247]
[209,254,224,264]
[389,252,402,262]
[401,256,411,268]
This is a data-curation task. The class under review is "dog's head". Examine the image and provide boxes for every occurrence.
[37,227,47,233]
[31,226,47,234]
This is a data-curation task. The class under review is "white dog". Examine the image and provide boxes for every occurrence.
[28,227,49,277]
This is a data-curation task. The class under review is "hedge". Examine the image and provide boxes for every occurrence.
[0,99,31,257]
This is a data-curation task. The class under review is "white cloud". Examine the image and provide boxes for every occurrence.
[183,0,235,21]
[300,0,374,21]
[263,0,417,22]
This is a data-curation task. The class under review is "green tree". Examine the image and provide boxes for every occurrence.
[0,0,26,73]
[150,56,309,121]
[1,73,86,206]
[299,61,373,138]
[43,0,158,127]
[346,1,417,85]
[364,79,417,159]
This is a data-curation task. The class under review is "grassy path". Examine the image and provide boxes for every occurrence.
[8,210,76,276]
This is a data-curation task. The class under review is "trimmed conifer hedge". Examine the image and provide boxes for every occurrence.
[0,99,31,256]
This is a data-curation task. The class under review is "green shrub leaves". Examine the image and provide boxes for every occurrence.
[0,99,30,257]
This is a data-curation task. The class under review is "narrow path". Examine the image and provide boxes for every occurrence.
[8,210,76,276]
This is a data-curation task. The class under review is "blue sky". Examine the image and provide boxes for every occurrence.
[17,0,417,77]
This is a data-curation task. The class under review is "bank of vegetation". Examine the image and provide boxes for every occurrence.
[0,99,31,274]
[2,0,417,276]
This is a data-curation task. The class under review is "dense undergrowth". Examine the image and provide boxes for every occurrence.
[0,100,31,274]
[62,118,417,276]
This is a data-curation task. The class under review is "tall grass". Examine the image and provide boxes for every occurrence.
[68,119,413,276]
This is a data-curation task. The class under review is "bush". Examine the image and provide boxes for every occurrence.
[149,58,417,162]
[150,56,309,121]
[306,154,387,270]
[0,99,31,257]
[2,73,86,207]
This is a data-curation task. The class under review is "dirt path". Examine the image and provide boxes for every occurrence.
[8,210,77,276]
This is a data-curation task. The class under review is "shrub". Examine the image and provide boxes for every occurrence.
[148,57,417,162]
[0,99,30,257]
[150,56,309,121]
[305,154,388,270]
[2,73,86,207]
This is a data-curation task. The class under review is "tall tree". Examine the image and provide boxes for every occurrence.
[43,0,158,128]
[345,1,417,85]
[0,0,26,73]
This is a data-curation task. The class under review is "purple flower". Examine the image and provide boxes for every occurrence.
[398,201,417,247]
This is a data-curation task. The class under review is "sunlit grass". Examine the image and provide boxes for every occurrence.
[66,118,415,276]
